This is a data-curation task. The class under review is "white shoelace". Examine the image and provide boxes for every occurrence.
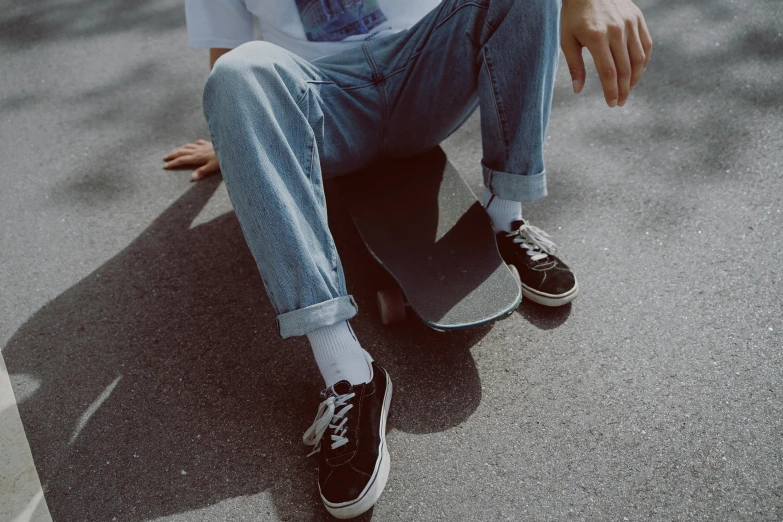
[506,220,558,262]
[302,390,356,457]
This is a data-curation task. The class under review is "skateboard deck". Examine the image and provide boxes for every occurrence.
[335,147,521,330]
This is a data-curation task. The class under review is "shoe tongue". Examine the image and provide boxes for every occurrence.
[330,380,353,396]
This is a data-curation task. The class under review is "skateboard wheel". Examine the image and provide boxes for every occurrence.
[507,263,521,287]
[377,287,406,325]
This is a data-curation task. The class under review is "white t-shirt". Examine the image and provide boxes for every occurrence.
[185,0,441,61]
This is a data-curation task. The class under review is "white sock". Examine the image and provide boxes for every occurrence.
[483,187,522,233]
[307,321,371,388]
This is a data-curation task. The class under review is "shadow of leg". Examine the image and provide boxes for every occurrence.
[6,180,489,521]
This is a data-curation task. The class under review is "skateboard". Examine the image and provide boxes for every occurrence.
[335,146,522,330]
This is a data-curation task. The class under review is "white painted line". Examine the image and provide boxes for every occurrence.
[70,376,122,445]
[0,352,52,522]
[10,489,46,522]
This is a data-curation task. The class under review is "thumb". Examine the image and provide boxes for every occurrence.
[562,34,586,93]
[191,161,219,181]
[191,166,208,181]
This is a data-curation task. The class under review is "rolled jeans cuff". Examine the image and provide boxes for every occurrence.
[276,295,359,338]
[482,163,548,202]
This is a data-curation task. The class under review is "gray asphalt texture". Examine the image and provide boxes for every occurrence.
[1,0,781,520]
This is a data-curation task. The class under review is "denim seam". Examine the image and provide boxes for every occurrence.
[295,87,335,268]
[482,46,510,160]
[434,2,488,32]
[362,43,388,153]
[296,87,315,183]
[326,189,339,271]
[362,43,382,84]
[303,98,337,268]
[295,84,310,107]
[331,81,377,91]
[380,49,423,81]
[307,134,316,183]
[378,80,388,153]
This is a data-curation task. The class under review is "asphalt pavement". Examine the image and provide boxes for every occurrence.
[1,0,781,520]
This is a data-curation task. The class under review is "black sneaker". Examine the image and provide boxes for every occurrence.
[496,219,579,306]
[303,351,392,519]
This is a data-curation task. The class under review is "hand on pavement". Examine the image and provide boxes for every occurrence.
[163,139,220,181]
[560,0,652,107]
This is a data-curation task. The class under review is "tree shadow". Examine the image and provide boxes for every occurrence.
[0,0,184,48]
[4,178,486,521]
[533,0,783,240]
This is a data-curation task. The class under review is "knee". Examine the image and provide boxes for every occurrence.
[205,42,273,100]
[203,44,256,118]
[203,42,304,117]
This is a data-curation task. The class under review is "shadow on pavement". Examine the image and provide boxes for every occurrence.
[518,301,572,331]
[550,0,783,187]
[7,0,781,519]
[4,179,486,521]
[0,0,183,47]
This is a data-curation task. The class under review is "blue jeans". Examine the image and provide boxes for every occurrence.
[203,0,561,338]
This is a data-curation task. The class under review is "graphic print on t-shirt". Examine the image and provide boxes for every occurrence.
[295,0,388,42]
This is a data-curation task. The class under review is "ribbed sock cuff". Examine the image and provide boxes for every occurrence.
[307,321,370,388]
[483,188,522,233]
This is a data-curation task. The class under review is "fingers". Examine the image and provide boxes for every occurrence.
[586,37,619,107]
[163,149,182,162]
[163,143,197,161]
[610,24,632,106]
[162,139,218,179]
[639,15,653,70]
[627,24,646,92]
[586,18,648,107]
[561,32,586,94]
[563,1,653,108]
[163,154,199,169]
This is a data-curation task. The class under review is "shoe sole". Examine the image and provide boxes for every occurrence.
[521,279,579,307]
[322,371,393,519]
